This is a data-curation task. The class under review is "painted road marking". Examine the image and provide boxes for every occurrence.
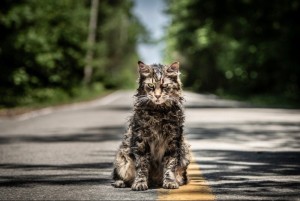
[158,154,215,200]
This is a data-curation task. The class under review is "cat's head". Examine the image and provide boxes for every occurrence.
[136,61,182,106]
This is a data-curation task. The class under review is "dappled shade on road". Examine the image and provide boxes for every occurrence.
[0,162,112,187]
[0,126,124,144]
[187,118,300,200]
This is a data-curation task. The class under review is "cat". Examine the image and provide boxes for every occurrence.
[112,61,190,191]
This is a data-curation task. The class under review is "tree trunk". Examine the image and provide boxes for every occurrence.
[83,0,99,85]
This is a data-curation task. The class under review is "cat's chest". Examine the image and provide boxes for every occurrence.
[148,134,168,162]
[134,110,182,161]
[144,113,173,161]
[142,111,177,125]
[135,110,181,137]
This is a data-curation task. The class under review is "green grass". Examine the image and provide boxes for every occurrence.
[217,92,300,109]
[0,83,114,117]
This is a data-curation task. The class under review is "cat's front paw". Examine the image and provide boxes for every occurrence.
[131,181,148,191]
[163,181,179,189]
[112,180,126,188]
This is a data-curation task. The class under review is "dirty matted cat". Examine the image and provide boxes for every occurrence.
[112,61,191,191]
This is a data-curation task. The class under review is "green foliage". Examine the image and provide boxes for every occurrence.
[165,0,300,105]
[92,0,145,89]
[5,83,107,110]
[0,0,146,107]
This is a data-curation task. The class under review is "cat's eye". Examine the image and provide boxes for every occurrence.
[162,84,170,88]
[147,83,155,88]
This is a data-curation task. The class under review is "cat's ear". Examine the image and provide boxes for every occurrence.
[138,61,150,77]
[166,61,180,76]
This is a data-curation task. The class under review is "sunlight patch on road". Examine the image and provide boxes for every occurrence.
[158,154,215,200]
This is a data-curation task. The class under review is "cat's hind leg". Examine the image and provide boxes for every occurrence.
[112,168,127,188]
[112,148,135,188]
[112,179,126,188]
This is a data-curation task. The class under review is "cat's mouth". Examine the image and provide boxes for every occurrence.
[155,99,161,103]
[153,98,165,105]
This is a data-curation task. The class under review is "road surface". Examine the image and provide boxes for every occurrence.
[0,91,299,200]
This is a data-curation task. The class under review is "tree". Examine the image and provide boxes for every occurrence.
[0,0,89,106]
[83,0,99,85]
[165,0,300,103]
[0,0,147,107]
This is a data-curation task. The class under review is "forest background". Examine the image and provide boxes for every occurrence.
[1,0,299,110]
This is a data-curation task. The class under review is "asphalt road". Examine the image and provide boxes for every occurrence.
[0,91,299,200]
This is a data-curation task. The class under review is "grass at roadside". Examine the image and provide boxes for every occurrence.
[217,92,300,109]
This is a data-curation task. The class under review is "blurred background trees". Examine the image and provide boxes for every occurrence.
[0,0,146,107]
[1,0,299,108]
[165,0,300,106]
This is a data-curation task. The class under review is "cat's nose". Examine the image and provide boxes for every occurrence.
[155,95,161,99]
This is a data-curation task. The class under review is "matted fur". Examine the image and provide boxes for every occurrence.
[112,61,191,191]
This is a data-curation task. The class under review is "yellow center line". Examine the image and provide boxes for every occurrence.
[158,154,215,200]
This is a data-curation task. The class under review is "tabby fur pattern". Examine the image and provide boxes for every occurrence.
[112,61,190,191]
